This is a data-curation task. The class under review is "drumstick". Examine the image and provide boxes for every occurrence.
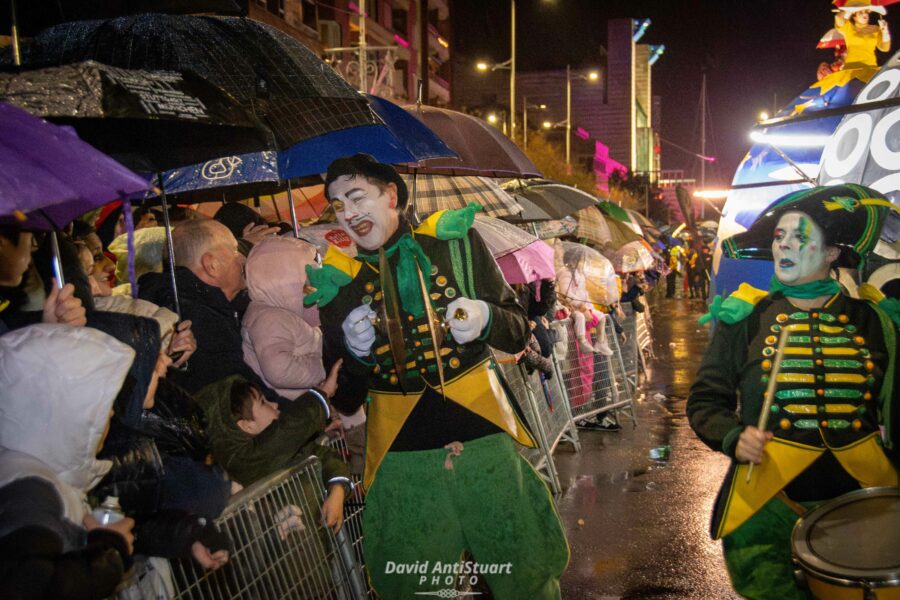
[747,328,790,483]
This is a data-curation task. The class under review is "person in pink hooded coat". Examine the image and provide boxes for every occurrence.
[241,236,326,399]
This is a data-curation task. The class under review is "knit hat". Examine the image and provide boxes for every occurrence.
[722,184,897,269]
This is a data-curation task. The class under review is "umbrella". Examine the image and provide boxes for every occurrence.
[832,0,900,7]
[502,179,598,219]
[10,14,380,150]
[613,240,656,273]
[1,1,244,37]
[495,242,556,285]
[555,241,618,306]
[817,28,845,50]
[278,94,457,179]
[502,193,554,223]
[471,214,538,256]
[400,174,522,219]
[143,93,456,234]
[0,61,273,172]
[532,217,578,241]
[598,201,643,235]
[572,206,612,248]
[471,216,555,285]
[400,105,542,178]
[627,209,661,238]
[0,102,150,230]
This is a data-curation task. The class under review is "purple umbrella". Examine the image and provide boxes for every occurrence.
[0,102,151,230]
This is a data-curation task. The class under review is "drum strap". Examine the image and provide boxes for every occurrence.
[775,490,808,518]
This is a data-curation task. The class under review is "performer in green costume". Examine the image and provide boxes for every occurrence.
[304,154,569,599]
[688,184,899,600]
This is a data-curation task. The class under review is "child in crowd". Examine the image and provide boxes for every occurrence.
[196,361,350,533]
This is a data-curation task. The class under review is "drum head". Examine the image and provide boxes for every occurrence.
[793,487,900,584]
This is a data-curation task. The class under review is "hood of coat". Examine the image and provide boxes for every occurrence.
[108,226,167,284]
[0,324,135,490]
[194,375,251,469]
[246,236,319,321]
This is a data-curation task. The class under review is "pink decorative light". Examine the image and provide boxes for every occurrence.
[348,2,368,16]
[393,34,410,48]
[575,127,590,140]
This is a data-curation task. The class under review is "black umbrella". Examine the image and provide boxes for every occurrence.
[9,13,381,150]
[0,60,273,172]
[0,60,279,321]
[2,0,245,37]
[502,179,598,219]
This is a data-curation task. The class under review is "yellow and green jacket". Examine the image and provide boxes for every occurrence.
[306,208,536,491]
[688,287,898,539]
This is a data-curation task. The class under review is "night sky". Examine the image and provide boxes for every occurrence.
[452,0,900,187]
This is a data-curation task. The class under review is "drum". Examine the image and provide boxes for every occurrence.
[792,487,900,599]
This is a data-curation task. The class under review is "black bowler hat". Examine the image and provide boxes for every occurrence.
[324,153,409,210]
[722,184,897,268]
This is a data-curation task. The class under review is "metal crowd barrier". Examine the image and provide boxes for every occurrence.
[636,306,654,359]
[491,350,563,494]
[555,316,637,427]
[322,433,376,599]
[121,456,368,600]
[619,303,643,387]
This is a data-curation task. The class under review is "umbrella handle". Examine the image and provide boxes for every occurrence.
[49,231,65,289]
[157,174,182,319]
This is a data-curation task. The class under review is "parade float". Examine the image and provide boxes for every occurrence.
[714,0,900,299]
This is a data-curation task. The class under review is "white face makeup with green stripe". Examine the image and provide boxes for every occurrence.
[772,211,830,286]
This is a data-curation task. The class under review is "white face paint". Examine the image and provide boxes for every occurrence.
[328,175,399,251]
[771,211,831,286]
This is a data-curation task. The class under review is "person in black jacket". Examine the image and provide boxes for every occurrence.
[138,218,269,396]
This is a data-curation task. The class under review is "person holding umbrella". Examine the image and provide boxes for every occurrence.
[687,185,899,599]
[1,227,86,334]
[306,154,569,599]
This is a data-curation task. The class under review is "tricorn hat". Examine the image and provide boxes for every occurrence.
[722,184,897,268]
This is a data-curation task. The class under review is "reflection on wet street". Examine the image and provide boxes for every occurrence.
[557,296,738,599]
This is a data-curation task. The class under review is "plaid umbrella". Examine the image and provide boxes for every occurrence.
[401,174,522,219]
[573,206,613,247]
[11,14,379,149]
[574,206,643,250]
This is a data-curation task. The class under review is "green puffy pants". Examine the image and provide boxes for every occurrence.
[362,433,569,599]
[723,497,821,600]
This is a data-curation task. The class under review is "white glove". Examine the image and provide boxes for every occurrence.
[445,297,490,344]
[342,304,377,357]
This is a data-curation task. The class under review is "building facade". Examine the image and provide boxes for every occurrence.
[452,17,661,185]
[249,0,451,105]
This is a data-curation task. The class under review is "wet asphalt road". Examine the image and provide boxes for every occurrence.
[555,294,739,600]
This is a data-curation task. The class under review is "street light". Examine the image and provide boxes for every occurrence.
[566,65,600,166]
[759,111,770,122]
[522,96,548,151]
[487,113,498,124]
[475,56,515,136]
[472,1,516,138]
